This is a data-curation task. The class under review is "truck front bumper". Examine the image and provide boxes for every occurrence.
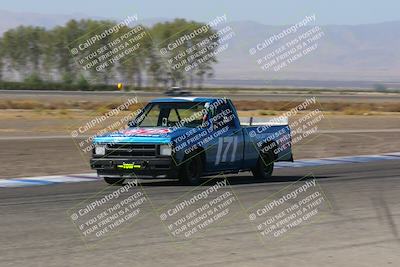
[90,157,179,179]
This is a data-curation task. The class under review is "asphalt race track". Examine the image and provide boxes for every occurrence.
[1,159,399,267]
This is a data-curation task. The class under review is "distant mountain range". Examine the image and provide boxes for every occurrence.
[215,20,400,83]
[0,9,399,86]
[0,9,163,34]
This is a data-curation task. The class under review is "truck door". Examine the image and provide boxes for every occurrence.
[205,100,244,172]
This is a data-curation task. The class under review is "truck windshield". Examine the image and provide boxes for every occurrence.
[134,102,207,128]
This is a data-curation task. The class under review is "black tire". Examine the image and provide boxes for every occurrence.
[179,154,203,185]
[251,150,274,180]
[104,177,125,186]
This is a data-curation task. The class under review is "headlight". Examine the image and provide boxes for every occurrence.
[94,144,106,155]
[160,144,172,156]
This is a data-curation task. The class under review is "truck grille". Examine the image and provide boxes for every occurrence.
[105,144,157,157]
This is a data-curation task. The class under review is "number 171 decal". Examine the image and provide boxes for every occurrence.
[215,136,238,165]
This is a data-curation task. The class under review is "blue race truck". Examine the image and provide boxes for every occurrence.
[90,97,293,185]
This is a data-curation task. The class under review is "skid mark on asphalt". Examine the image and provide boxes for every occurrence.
[0,152,399,188]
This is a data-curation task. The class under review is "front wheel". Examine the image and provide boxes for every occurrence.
[104,177,125,186]
[251,150,274,180]
[179,155,203,186]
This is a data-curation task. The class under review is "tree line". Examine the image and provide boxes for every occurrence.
[0,18,219,89]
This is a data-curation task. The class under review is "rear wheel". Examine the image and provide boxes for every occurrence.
[179,154,203,185]
[104,177,125,186]
[251,150,274,180]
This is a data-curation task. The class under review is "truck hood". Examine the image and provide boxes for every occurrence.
[93,127,191,144]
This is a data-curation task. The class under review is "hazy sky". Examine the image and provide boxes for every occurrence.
[1,0,400,25]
